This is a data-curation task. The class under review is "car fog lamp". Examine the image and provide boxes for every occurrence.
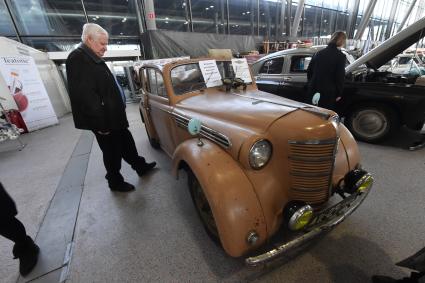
[284,201,314,231]
[344,169,374,194]
[249,139,272,169]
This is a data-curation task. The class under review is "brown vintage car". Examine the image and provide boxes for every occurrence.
[138,58,373,265]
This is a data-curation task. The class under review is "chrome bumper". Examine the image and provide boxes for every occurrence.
[245,185,372,266]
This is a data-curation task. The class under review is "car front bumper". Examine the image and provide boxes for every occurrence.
[245,178,372,266]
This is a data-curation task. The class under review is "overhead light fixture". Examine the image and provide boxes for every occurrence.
[206,7,209,10]
[247,11,250,14]
[210,5,214,8]
[122,17,127,22]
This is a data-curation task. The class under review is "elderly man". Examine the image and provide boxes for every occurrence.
[66,23,156,192]
[307,31,347,111]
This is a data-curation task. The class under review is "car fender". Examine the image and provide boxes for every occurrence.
[172,139,267,257]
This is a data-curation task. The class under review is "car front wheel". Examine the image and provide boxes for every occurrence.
[346,105,399,143]
[187,170,220,244]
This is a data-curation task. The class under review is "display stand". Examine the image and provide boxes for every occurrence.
[0,96,26,151]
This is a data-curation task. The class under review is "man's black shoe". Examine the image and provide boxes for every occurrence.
[109,181,135,192]
[13,236,40,276]
[136,161,156,177]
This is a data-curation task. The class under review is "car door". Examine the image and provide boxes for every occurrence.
[254,56,285,95]
[278,54,312,103]
[144,68,176,156]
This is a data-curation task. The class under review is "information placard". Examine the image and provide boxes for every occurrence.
[198,60,222,87]
[231,58,252,83]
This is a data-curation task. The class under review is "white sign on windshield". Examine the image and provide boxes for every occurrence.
[231,58,252,83]
[199,60,222,87]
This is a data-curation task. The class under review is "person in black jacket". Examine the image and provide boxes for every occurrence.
[0,182,39,276]
[66,23,156,192]
[307,31,347,111]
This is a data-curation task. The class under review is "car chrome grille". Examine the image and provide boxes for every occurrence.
[288,139,337,205]
[173,113,231,148]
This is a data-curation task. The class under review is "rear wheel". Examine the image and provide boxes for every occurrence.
[140,109,160,149]
[187,170,220,243]
[346,105,400,143]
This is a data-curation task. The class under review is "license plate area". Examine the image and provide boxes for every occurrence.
[306,192,362,230]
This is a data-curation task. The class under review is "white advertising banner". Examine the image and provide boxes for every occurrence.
[0,56,58,131]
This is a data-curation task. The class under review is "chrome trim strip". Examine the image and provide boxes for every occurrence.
[245,184,372,266]
[288,139,336,145]
[292,187,328,192]
[290,171,332,177]
[288,156,334,162]
[172,112,232,148]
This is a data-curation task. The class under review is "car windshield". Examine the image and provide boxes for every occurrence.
[398,56,414,65]
[171,61,249,95]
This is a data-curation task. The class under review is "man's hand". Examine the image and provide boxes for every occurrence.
[97,131,110,135]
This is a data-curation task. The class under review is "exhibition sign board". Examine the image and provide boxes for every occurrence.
[0,56,58,131]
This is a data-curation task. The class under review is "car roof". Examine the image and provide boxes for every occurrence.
[256,46,321,62]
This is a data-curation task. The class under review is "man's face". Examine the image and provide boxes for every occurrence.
[87,33,108,57]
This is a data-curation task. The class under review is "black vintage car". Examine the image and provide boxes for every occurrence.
[252,18,425,143]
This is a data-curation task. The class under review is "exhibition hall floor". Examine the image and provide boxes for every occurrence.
[1,103,424,283]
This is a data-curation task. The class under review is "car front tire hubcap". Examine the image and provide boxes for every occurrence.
[352,109,388,139]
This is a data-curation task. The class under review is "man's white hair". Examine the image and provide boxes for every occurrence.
[81,23,108,43]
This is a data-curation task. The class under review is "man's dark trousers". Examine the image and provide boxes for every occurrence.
[93,129,145,186]
[0,183,27,245]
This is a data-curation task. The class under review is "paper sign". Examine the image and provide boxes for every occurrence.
[198,60,222,87]
[231,58,252,83]
[0,56,58,131]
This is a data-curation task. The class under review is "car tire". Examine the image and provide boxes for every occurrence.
[346,104,400,143]
[140,109,160,149]
[187,169,220,244]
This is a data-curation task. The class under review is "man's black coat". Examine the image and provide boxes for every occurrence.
[66,44,128,131]
[307,43,346,110]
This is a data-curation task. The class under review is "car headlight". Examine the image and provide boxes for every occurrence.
[249,139,272,169]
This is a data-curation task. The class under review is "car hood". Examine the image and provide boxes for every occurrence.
[346,16,425,73]
[174,89,331,155]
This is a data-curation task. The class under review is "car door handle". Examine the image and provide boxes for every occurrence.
[283,77,292,82]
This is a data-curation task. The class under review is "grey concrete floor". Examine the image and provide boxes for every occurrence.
[1,103,424,283]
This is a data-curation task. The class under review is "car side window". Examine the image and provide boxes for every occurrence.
[290,56,312,73]
[259,57,285,74]
[146,68,167,98]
